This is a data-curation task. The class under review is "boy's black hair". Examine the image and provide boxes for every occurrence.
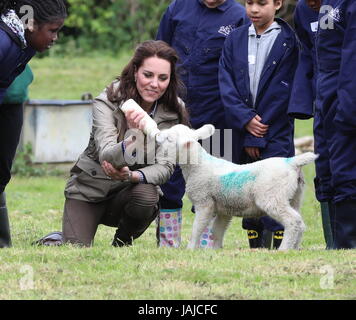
[0,0,67,24]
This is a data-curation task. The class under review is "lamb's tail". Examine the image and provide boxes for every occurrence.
[289,152,318,168]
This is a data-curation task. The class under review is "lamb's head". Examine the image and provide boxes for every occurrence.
[155,124,215,165]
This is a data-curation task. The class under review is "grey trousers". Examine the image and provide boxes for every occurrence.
[62,183,159,247]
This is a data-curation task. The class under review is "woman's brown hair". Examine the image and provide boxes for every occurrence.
[107,40,189,126]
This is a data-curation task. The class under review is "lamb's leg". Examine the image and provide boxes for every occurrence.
[290,170,305,212]
[275,207,305,250]
[187,204,215,249]
[211,214,232,249]
[290,174,305,249]
[259,203,305,250]
[289,184,306,249]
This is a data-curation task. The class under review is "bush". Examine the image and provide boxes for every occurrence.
[41,0,297,56]
[53,0,169,55]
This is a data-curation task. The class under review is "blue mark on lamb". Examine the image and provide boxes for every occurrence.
[220,171,256,193]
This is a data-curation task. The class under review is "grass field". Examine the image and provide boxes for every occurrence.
[0,54,355,301]
[2,174,356,300]
[28,52,133,100]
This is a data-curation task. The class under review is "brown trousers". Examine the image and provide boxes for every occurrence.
[62,183,159,247]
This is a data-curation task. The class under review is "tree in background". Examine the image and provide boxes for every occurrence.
[56,0,296,54]
[60,0,168,53]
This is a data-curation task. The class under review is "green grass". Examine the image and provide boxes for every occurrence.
[2,173,356,300]
[28,52,133,100]
[1,55,355,300]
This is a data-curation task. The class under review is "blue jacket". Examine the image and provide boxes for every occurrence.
[317,0,356,134]
[156,0,247,129]
[288,0,319,119]
[0,26,36,104]
[219,19,299,161]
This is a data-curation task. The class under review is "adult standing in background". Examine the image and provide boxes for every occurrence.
[156,0,248,248]
[316,0,356,249]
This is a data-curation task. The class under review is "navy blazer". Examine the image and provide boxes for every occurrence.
[288,0,319,119]
[156,0,247,129]
[0,26,36,104]
[219,18,299,161]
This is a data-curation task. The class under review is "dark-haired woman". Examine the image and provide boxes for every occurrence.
[59,40,189,247]
[0,0,67,248]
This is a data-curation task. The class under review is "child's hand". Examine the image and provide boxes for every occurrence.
[245,147,260,160]
[245,115,268,138]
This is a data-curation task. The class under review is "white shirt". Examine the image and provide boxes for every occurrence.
[248,21,281,106]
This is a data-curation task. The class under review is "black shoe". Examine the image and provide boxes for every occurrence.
[333,200,356,249]
[32,231,63,246]
[112,229,133,247]
[0,192,11,248]
[272,230,284,249]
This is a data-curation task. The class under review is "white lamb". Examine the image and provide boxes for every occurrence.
[154,124,318,250]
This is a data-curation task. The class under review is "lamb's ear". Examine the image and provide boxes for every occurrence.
[193,124,215,140]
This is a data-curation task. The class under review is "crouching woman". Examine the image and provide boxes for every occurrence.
[62,40,188,247]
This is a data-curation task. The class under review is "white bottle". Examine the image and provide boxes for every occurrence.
[120,99,160,138]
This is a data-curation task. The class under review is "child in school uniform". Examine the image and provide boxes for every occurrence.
[156,0,248,248]
[288,0,336,249]
[0,0,67,248]
[316,0,356,249]
[219,0,299,249]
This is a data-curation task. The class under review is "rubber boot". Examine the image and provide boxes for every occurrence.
[272,230,284,249]
[333,200,356,249]
[320,201,334,249]
[157,208,182,248]
[0,192,12,248]
[328,200,336,247]
[247,229,272,249]
[191,206,215,248]
[199,218,215,249]
[262,229,272,249]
